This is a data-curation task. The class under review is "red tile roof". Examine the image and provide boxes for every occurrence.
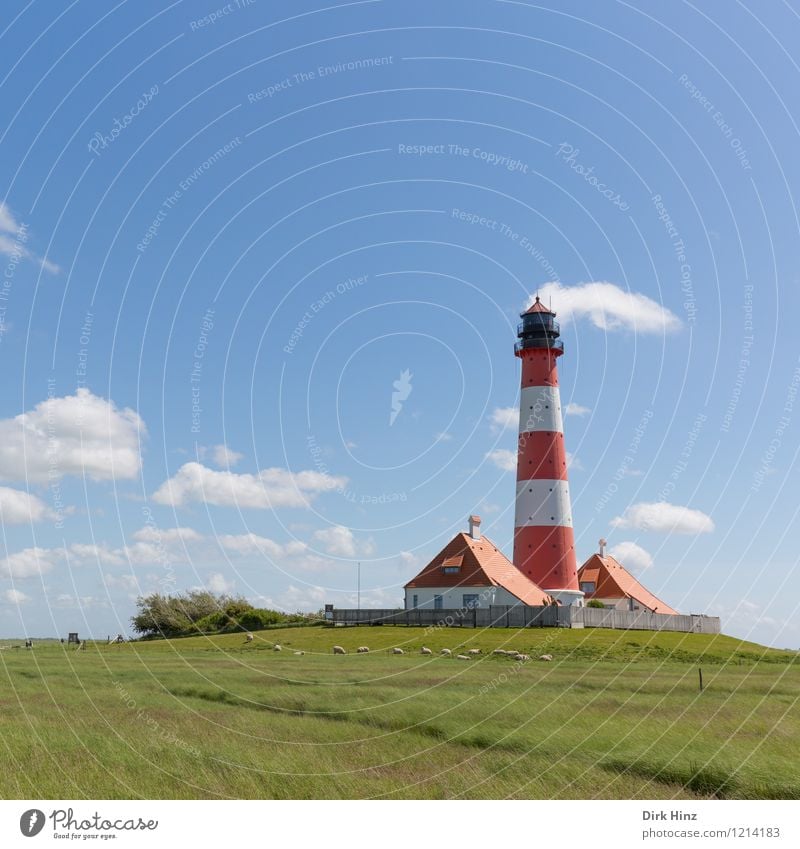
[578,553,678,614]
[405,532,552,606]
[525,295,554,315]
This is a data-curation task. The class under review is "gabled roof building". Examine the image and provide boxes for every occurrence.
[404,515,553,610]
[577,541,678,615]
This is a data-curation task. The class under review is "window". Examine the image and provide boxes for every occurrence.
[442,566,460,574]
[462,594,480,610]
[580,581,596,594]
[412,594,418,609]
[434,595,443,610]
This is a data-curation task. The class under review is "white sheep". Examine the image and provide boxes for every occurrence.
[293,650,305,656]
[332,645,346,655]
[420,647,432,655]
[245,633,254,643]
[514,653,531,662]
[440,648,452,656]
[273,644,282,652]
[392,647,404,655]
[493,649,508,656]
[468,648,481,655]
[356,646,369,653]
[456,654,470,660]
[539,654,553,661]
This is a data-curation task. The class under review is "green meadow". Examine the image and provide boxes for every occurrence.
[0,626,797,799]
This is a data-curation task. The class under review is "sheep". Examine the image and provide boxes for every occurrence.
[440,648,452,656]
[467,648,481,655]
[293,650,305,656]
[456,654,471,660]
[420,647,432,655]
[493,649,508,656]
[245,633,254,643]
[273,644,282,652]
[392,647,404,655]
[332,645,346,655]
[356,646,369,653]
[539,654,553,662]
[514,653,531,662]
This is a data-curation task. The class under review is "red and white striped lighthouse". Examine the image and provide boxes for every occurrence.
[512,297,583,605]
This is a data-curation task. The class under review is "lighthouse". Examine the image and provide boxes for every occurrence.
[512,297,583,606]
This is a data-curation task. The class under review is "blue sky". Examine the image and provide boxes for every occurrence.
[0,0,798,647]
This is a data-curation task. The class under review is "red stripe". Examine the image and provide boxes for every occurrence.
[512,525,579,591]
[516,431,568,481]
[519,349,560,387]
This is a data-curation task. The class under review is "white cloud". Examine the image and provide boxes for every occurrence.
[0,546,61,578]
[608,541,654,573]
[566,452,583,470]
[68,543,125,567]
[312,525,375,558]
[486,448,517,471]
[2,588,30,603]
[152,462,347,509]
[611,501,714,534]
[0,486,53,524]
[489,407,517,432]
[208,444,243,468]
[0,201,60,274]
[434,432,453,442]
[218,532,307,559]
[131,525,202,544]
[206,572,234,594]
[535,282,681,334]
[565,402,591,417]
[0,388,144,484]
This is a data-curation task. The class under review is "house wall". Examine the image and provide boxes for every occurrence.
[405,585,525,610]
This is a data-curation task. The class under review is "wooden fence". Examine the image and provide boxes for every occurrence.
[329,605,720,634]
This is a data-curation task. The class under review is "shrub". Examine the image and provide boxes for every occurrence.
[587,599,606,609]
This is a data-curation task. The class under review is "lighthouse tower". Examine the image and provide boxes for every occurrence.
[513,297,583,605]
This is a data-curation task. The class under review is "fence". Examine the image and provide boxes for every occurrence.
[329,605,720,634]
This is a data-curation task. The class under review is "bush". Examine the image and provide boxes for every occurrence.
[587,599,606,609]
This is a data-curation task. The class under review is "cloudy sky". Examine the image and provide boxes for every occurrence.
[0,1,798,647]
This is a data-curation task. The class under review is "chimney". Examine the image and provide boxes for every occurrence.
[468,515,482,540]
[599,538,607,557]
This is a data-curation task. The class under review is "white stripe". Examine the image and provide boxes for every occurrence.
[519,386,563,433]
[514,479,573,527]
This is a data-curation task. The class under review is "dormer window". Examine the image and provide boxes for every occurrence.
[441,555,463,574]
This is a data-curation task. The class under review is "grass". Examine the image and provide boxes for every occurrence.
[0,626,797,799]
